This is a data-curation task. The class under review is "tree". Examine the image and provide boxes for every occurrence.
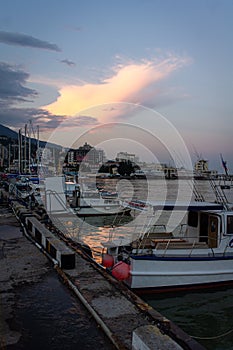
[117,160,134,176]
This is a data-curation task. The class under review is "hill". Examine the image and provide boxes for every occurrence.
[0,124,19,139]
[0,124,62,149]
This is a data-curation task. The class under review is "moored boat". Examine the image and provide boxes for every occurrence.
[71,185,130,217]
[102,182,233,292]
[44,176,131,218]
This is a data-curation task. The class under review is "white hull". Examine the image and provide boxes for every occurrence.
[74,205,131,217]
[127,256,233,290]
[103,187,233,292]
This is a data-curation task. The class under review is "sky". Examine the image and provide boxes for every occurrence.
[0,0,233,171]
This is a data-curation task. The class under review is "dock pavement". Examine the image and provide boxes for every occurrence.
[0,206,115,349]
[0,192,205,350]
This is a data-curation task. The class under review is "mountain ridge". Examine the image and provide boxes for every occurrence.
[0,124,62,149]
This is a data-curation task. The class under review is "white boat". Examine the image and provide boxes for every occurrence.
[44,176,130,218]
[102,185,233,292]
[71,184,131,217]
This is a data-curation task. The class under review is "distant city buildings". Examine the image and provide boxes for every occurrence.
[37,147,52,165]
[0,144,8,168]
[194,159,218,178]
[0,124,225,179]
[194,159,209,173]
[65,142,106,168]
[116,151,139,163]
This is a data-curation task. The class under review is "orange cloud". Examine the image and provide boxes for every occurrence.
[44,55,190,122]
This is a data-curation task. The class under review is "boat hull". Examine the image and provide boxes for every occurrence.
[126,255,233,290]
[75,206,131,217]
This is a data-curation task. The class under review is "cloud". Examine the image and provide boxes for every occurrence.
[60,59,76,67]
[45,54,191,122]
[0,61,100,135]
[0,62,37,106]
[64,115,99,127]
[0,106,65,129]
[0,31,61,51]
[0,107,100,132]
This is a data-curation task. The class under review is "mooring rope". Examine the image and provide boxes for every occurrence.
[190,327,233,340]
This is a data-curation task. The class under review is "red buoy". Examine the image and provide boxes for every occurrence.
[111,261,130,280]
[102,253,114,268]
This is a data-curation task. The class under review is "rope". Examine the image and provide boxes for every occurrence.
[190,327,233,340]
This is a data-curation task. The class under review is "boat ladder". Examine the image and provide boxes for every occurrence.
[193,180,205,202]
[209,177,230,210]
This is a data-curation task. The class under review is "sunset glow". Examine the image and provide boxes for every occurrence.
[44,56,190,122]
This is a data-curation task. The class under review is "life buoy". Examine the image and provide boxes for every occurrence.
[229,239,233,248]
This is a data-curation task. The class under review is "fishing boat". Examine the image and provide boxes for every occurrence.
[102,180,233,292]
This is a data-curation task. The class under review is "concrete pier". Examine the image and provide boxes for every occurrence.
[2,197,206,350]
[0,207,115,349]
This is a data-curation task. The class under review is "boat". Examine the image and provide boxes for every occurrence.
[71,184,131,217]
[99,189,118,199]
[44,176,131,218]
[9,176,33,200]
[102,181,233,292]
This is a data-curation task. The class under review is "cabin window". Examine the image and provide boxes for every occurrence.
[227,216,233,234]
[188,211,198,227]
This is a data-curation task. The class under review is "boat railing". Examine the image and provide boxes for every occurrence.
[155,237,209,257]
[138,224,170,249]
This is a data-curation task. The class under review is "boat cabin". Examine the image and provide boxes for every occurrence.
[187,210,222,248]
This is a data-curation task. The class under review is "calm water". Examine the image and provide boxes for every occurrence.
[68,178,233,350]
[145,286,233,350]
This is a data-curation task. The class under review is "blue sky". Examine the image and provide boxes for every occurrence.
[0,0,233,171]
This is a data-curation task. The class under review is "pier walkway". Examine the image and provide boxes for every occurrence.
[1,193,206,349]
[0,206,116,349]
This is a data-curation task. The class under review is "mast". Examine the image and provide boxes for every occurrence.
[37,125,39,173]
[28,120,32,174]
[24,123,27,173]
[8,143,11,172]
[18,129,22,174]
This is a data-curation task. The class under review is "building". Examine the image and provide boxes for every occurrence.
[37,147,53,165]
[0,144,8,168]
[194,159,218,178]
[194,159,209,173]
[65,143,105,167]
[116,152,139,163]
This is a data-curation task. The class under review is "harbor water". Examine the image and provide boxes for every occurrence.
[64,178,233,350]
